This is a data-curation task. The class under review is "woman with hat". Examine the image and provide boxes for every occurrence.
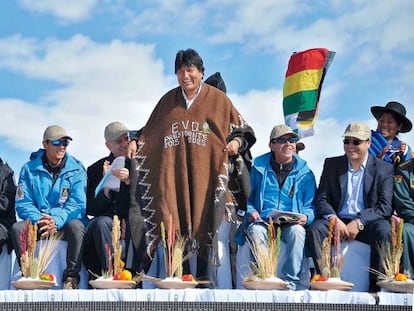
[369,101,412,167]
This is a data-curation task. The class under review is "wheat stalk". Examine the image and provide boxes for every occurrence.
[246,222,281,280]
[36,233,63,275]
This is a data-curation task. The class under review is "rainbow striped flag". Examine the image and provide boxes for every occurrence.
[283,48,335,138]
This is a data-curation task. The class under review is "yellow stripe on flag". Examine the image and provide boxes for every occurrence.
[283,68,323,98]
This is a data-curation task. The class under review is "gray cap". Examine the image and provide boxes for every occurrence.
[270,124,298,142]
[104,121,129,142]
[342,121,371,140]
[43,125,72,141]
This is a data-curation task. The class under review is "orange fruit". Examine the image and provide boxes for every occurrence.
[120,270,132,281]
[311,274,321,282]
[395,273,408,281]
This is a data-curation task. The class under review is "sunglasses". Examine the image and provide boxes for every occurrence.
[343,138,367,145]
[50,139,70,147]
[272,137,299,144]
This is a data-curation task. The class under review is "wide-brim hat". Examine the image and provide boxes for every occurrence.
[371,101,412,133]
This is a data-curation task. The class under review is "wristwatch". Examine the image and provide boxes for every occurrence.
[355,218,364,231]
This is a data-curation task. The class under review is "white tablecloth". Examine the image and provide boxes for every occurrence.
[0,289,376,304]
[377,292,413,305]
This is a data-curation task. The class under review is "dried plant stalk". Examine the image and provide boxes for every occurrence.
[247,222,281,280]
[19,219,61,279]
[171,236,186,278]
[36,233,63,275]
[317,217,344,278]
[112,215,124,275]
[376,217,404,279]
[160,215,189,278]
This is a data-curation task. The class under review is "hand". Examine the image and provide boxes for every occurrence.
[102,160,110,176]
[224,139,240,156]
[297,214,308,225]
[112,168,130,185]
[127,140,137,159]
[346,220,360,240]
[399,141,407,153]
[329,215,349,240]
[249,211,261,223]
[378,145,391,159]
[38,213,57,238]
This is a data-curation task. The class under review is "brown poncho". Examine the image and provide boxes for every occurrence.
[134,84,250,266]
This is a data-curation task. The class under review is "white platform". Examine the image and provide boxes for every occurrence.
[0,289,376,304]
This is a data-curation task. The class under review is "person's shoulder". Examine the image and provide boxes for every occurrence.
[253,152,271,165]
[369,154,393,169]
[203,83,230,101]
[161,86,181,98]
[324,155,346,164]
[65,153,86,171]
[0,158,11,171]
[88,156,109,171]
[293,155,314,174]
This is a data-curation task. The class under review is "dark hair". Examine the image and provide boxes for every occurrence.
[174,49,205,74]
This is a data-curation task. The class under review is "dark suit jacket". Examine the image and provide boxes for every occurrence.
[314,154,393,223]
[86,153,131,219]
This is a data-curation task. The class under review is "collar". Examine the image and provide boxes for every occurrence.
[181,84,202,107]
[347,154,368,172]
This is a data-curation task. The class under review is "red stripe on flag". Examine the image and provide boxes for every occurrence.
[285,48,328,77]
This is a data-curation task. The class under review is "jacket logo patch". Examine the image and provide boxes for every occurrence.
[16,183,24,201]
[59,187,70,203]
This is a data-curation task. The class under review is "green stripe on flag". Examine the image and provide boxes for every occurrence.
[283,90,319,115]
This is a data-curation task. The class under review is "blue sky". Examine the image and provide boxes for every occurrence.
[1,0,414,180]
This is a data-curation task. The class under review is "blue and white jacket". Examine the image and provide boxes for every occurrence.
[15,149,88,230]
[235,152,316,245]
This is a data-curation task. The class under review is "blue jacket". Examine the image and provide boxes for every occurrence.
[235,152,316,245]
[15,149,88,230]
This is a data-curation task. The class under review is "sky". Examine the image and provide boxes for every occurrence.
[1,0,414,181]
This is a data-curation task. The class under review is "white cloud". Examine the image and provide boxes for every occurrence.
[0,35,173,168]
[18,0,98,22]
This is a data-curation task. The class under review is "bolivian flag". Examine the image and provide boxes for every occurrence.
[283,48,335,138]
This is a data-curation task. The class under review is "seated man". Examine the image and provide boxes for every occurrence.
[0,157,16,254]
[394,158,414,277]
[85,121,143,279]
[306,121,393,292]
[235,124,316,290]
[11,125,87,289]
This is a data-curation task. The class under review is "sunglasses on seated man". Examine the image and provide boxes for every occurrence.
[343,138,368,146]
[272,137,299,144]
[49,139,70,147]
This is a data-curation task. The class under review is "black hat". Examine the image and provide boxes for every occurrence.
[370,101,412,133]
[205,72,227,93]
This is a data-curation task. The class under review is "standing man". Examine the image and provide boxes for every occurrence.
[11,125,87,289]
[235,124,315,290]
[306,121,394,292]
[127,49,255,283]
[85,121,144,279]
